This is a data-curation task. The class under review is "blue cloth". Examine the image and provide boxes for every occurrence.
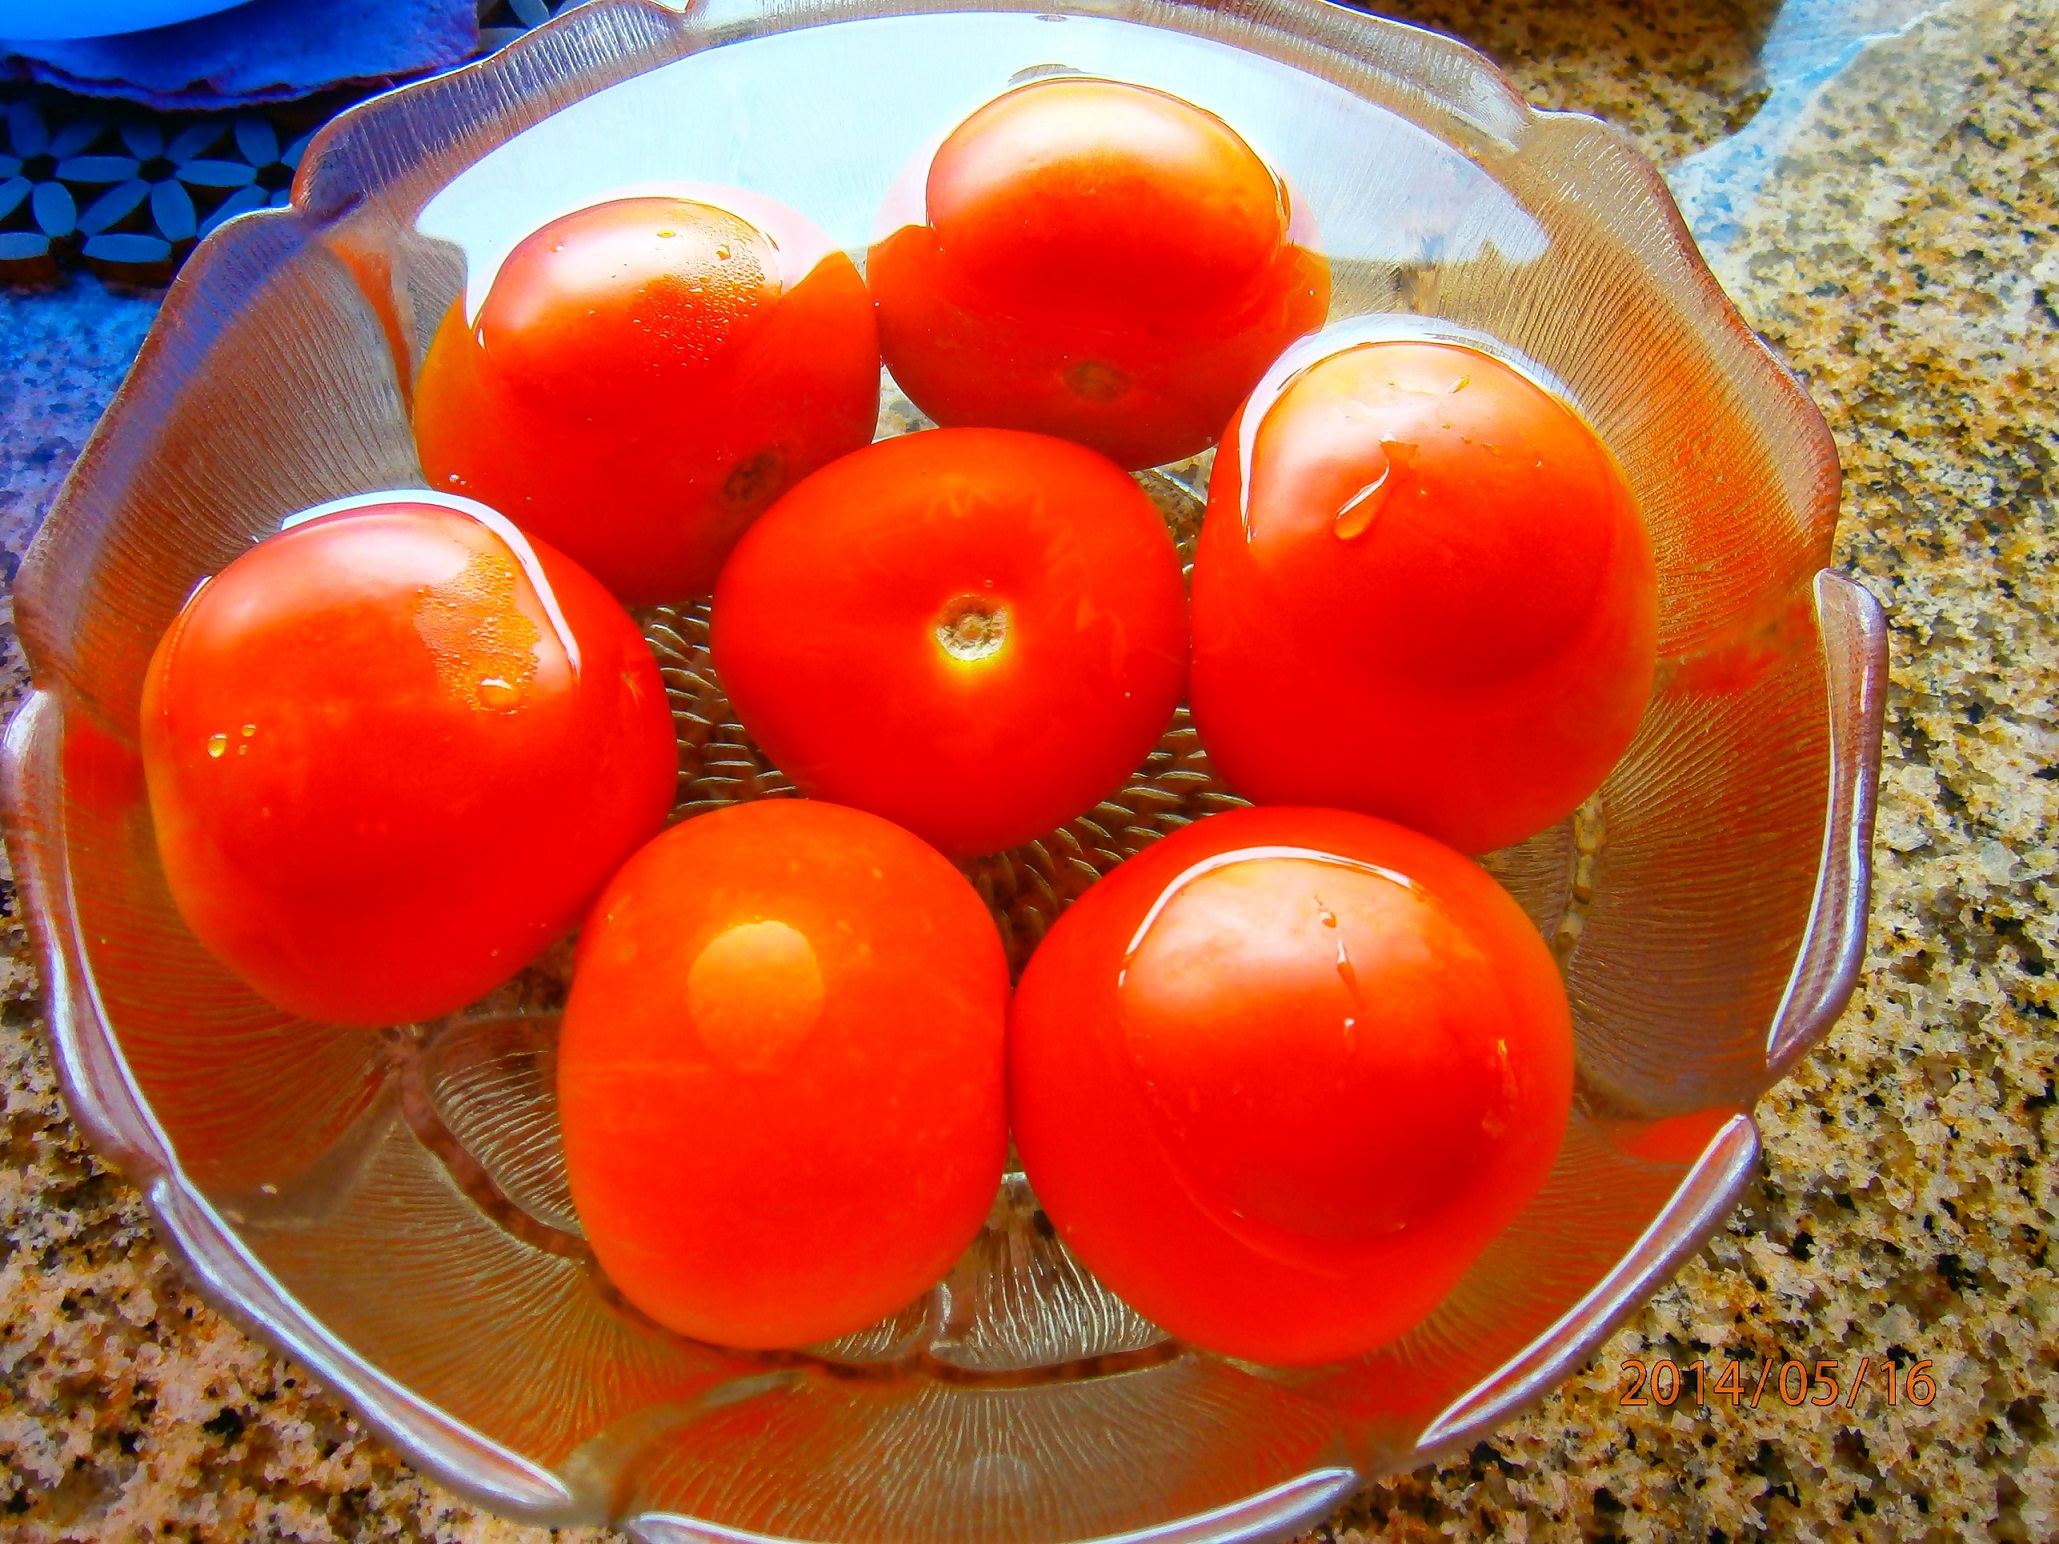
[1,0,477,110]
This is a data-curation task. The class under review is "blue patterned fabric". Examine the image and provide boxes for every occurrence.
[2,0,476,109]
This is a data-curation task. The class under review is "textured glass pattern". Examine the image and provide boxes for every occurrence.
[1,1,1886,1540]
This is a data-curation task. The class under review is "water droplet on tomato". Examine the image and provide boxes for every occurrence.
[1448,374,1470,394]
[1334,934,1361,1003]
[1335,437,1413,541]
[240,724,256,737]
[206,733,227,758]
[1333,468,1389,540]
[476,676,523,710]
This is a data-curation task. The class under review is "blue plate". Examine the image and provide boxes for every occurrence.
[0,0,252,42]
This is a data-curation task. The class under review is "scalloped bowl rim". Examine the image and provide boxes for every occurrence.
[1,1,1887,1539]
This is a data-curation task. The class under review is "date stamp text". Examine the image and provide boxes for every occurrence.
[1618,1356,1937,1411]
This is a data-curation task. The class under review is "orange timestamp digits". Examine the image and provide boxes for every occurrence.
[1618,1356,1938,1411]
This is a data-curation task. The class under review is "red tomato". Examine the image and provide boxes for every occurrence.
[415,191,879,604]
[868,78,1329,470]
[711,428,1189,858]
[557,798,1009,1349]
[139,497,677,1026]
[1010,805,1573,1365]
[1190,339,1657,854]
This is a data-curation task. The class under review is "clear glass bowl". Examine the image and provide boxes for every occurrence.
[1,1,1887,1540]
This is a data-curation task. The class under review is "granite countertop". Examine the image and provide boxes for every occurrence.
[2,0,2053,1538]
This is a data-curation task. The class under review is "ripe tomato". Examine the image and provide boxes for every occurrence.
[557,798,1009,1349]
[1190,339,1657,854]
[1010,805,1573,1365]
[711,428,1189,859]
[415,190,879,604]
[868,78,1329,470]
[139,495,677,1027]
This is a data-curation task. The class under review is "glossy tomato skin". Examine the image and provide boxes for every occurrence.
[415,193,879,604]
[1010,805,1573,1365]
[139,500,676,1027]
[558,798,1010,1349]
[711,428,1188,858]
[1190,340,1657,855]
[869,79,1329,470]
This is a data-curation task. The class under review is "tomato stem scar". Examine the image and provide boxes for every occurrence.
[936,596,1010,661]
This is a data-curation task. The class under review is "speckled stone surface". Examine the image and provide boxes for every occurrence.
[1326,3,2057,1538]
[2,0,2054,1539]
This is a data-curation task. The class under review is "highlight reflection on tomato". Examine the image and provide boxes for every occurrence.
[558,799,1010,1349]
[1190,338,1658,855]
[869,78,1329,470]
[1009,805,1574,1366]
[415,191,879,604]
[711,428,1189,859]
[139,497,677,1027]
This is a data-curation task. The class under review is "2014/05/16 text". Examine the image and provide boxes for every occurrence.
[1619,1357,1937,1410]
